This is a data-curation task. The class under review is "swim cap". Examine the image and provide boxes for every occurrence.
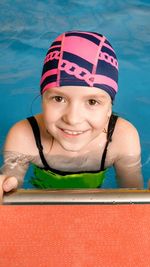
[40,30,118,100]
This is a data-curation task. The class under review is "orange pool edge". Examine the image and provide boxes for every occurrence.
[0,204,150,267]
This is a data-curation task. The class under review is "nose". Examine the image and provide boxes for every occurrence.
[62,103,84,125]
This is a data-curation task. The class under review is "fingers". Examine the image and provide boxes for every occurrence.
[0,175,18,204]
[0,175,7,204]
[3,177,18,192]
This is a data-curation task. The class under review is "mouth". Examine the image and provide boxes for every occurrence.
[59,128,88,137]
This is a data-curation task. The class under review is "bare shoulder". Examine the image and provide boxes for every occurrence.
[4,116,39,155]
[112,116,141,155]
[115,117,139,136]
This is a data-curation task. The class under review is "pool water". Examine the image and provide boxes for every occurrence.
[0,0,150,188]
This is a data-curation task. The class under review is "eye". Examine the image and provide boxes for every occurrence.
[88,99,99,106]
[52,96,65,102]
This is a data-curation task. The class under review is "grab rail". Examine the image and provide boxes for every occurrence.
[3,189,150,205]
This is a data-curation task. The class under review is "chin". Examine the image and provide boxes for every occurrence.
[60,142,86,152]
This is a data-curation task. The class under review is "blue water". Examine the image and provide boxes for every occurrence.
[0,0,150,188]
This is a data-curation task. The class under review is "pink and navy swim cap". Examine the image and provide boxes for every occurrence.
[40,30,118,100]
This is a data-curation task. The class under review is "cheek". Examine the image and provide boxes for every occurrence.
[89,109,110,127]
[91,118,106,130]
[107,105,112,117]
[43,105,62,124]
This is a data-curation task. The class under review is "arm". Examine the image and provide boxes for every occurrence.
[114,119,143,189]
[0,120,32,203]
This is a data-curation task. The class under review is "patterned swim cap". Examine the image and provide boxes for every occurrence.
[40,30,118,100]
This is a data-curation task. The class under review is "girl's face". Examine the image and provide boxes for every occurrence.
[42,86,112,152]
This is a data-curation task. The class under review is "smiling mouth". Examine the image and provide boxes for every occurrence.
[60,128,88,136]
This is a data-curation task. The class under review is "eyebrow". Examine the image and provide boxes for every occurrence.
[45,89,108,99]
[45,89,66,96]
[84,94,108,99]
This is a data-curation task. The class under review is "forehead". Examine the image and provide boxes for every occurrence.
[44,86,111,100]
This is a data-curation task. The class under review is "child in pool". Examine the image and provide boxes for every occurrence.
[0,30,143,199]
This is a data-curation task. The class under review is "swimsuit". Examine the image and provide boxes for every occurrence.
[27,114,118,189]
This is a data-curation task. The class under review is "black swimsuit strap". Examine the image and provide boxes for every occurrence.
[100,114,118,171]
[27,117,50,169]
[27,114,118,172]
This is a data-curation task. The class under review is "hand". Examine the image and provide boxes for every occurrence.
[0,175,18,204]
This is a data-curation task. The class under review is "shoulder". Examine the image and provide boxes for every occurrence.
[4,115,42,155]
[115,116,139,136]
[5,118,32,139]
[115,116,140,139]
[112,116,141,155]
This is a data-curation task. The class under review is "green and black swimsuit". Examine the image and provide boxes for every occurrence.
[27,114,118,189]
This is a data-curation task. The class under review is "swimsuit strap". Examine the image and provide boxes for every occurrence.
[27,114,118,171]
[27,117,50,169]
[100,114,118,171]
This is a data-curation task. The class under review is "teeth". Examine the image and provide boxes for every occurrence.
[63,129,83,135]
